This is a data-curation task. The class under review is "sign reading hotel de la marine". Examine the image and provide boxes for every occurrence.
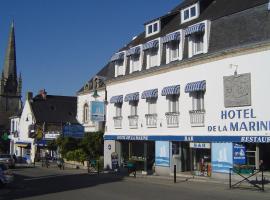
[208,73,270,142]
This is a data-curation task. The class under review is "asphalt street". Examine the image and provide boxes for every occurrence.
[0,166,269,200]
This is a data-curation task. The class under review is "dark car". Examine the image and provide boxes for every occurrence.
[0,154,15,168]
[0,163,14,188]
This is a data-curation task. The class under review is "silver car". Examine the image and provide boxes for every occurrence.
[0,154,15,168]
[0,163,14,187]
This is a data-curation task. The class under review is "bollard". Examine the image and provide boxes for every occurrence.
[262,167,264,191]
[97,160,100,176]
[174,165,176,183]
[229,168,232,189]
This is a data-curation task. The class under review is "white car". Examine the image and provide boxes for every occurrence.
[0,163,14,188]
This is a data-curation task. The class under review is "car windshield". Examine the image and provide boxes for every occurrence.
[0,163,8,170]
[0,154,11,158]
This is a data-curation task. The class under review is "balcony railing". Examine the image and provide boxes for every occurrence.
[128,115,139,129]
[113,116,123,129]
[145,114,157,128]
[165,112,180,128]
[189,110,205,127]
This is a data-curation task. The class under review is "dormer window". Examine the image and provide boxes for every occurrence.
[181,3,200,24]
[161,30,183,63]
[146,20,160,37]
[142,39,161,69]
[126,45,142,73]
[185,20,211,58]
[111,52,126,77]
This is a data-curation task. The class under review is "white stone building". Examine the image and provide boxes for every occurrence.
[100,0,270,177]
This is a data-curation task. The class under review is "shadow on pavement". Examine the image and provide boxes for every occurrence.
[0,170,125,200]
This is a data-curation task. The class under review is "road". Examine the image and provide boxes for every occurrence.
[0,166,269,200]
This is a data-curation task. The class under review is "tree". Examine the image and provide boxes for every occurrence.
[80,131,104,159]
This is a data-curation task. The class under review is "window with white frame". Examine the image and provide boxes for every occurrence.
[166,40,180,63]
[147,98,157,114]
[191,91,204,111]
[115,103,122,117]
[146,20,160,37]
[115,59,125,77]
[83,103,89,123]
[181,3,199,23]
[130,54,141,72]
[167,95,179,113]
[146,48,159,68]
[191,33,204,55]
[130,101,138,116]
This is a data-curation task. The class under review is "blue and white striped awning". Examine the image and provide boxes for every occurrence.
[184,23,205,36]
[141,89,158,99]
[161,85,180,96]
[185,80,206,93]
[126,46,141,56]
[110,95,123,103]
[110,52,125,62]
[161,32,180,43]
[142,40,159,51]
[124,92,139,102]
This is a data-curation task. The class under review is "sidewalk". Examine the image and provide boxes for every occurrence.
[123,171,270,190]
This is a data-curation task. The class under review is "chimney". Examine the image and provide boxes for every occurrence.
[39,89,47,100]
[26,92,33,101]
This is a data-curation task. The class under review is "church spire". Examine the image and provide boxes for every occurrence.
[3,20,17,80]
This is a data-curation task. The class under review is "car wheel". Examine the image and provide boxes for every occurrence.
[0,180,5,188]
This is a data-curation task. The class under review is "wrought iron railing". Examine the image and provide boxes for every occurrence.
[165,112,180,128]
[128,115,139,129]
[113,116,123,129]
[189,110,205,127]
[145,114,157,128]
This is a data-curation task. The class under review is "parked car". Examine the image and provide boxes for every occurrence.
[0,154,15,168]
[0,163,14,188]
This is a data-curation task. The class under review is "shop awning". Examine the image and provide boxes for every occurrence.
[141,89,158,99]
[110,95,123,104]
[161,85,180,96]
[126,46,141,56]
[36,140,47,147]
[110,52,125,62]
[15,141,31,148]
[142,40,159,51]
[184,23,205,36]
[161,31,180,43]
[124,92,140,102]
[185,80,206,93]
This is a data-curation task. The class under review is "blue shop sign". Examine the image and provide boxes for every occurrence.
[91,101,105,122]
[63,124,84,138]
[233,144,246,165]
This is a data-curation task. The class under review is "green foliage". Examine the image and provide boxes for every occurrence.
[80,131,104,159]
[56,131,104,162]
[47,140,57,151]
[65,149,87,163]
[56,136,80,157]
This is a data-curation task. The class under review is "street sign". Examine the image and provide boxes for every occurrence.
[1,132,9,141]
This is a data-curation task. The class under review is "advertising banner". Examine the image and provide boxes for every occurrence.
[233,144,246,165]
[63,124,84,138]
[155,141,170,167]
[212,143,233,173]
[91,101,105,122]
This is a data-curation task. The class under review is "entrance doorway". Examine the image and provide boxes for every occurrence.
[259,143,270,171]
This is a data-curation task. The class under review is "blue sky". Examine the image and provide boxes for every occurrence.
[0,0,181,99]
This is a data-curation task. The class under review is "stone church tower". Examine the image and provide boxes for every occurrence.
[0,22,22,133]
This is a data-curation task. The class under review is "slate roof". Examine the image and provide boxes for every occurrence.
[78,0,270,91]
[31,95,78,124]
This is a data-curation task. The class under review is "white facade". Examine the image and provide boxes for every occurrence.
[9,100,35,162]
[104,43,270,171]
[77,89,106,132]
